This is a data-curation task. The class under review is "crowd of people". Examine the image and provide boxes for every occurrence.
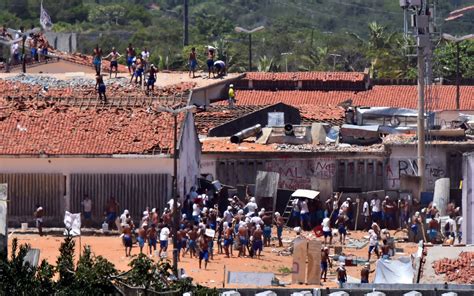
[1,25,50,65]
[31,188,463,285]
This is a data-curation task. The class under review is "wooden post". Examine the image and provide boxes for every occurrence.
[0,184,8,260]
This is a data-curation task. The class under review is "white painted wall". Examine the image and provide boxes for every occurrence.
[178,112,201,198]
[0,157,173,174]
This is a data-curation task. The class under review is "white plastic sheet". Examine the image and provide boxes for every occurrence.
[63,211,81,236]
[374,257,414,284]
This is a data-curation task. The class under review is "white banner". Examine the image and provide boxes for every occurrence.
[64,211,81,237]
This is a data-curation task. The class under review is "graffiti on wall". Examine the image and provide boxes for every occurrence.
[385,159,445,189]
[265,158,335,190]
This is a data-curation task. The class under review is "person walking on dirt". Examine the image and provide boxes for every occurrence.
[34,205,44,236]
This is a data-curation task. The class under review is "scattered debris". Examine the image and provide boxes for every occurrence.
[432,252,474,284]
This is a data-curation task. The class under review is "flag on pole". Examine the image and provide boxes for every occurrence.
[40,1,53,31]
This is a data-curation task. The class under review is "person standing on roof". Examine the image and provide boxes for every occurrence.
[95,75,107,103]
[188,47,198,78]
[336,262,347,288]
[206,47,215,78]
[125,43,136,75]
[228,84,235,108]
[141,47,150,72]
[104,47,122,78]
[93,45,103,75]
[146,64,157,94]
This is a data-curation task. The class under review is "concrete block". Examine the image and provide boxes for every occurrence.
[441,293,457,296]
[291,291,312,296]
[256,127,272,144]
[311,123,326,145]
[329,292,349,296]
[222,291,240,296]
[256,291,277,296]
[403,292,422,296]
[366,292,386,296]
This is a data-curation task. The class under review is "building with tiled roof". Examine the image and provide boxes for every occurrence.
[0,90,200,226]
[194,71,474,203]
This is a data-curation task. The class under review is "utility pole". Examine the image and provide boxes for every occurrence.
[400,0,433,194]
[442,34,474,110]
[281,52,293,72]
[417,47,426,193]
[183,0,189,46]
[329,53,341,71]
[235,26,265,72]
[157,105,195,277]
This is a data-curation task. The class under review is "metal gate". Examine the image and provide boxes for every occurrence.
[69,174,171,221]
[0,174,64,224]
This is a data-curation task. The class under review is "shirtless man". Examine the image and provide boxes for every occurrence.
[252,224,264,259]
[186,226,199,258]
[104,47,122,78]
[238,223,249,257]
[223,222,234,257]
[360,263,374,283]
[336,214,347,245]
[336,262,347,288]
[320,246,332,282]
[177,226,187,259]
[198,234,209,269]
[275,212,284,247]
[137,226,147,254]
[147,224,158,255]
[381,239,391,259]
[126,43,136,75]
[262,212,272,247]
[122,224,132,257]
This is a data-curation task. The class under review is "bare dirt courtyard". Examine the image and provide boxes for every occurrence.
[7,229,419,289]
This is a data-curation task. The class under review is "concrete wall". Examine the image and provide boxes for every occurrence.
[462,152,474,244]
[190,74,245,106]
[204,153,386,200]
[44,32,77,53]
[386,146,447,192]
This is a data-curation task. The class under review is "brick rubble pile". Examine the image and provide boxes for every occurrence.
[432,252,474,284]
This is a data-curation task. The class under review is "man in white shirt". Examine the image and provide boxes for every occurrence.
[370,197,381,223]
[159,224,170,257]
[368,229,380,260]
[362,198,370,230]
[192,203,201,224]
[321,217,332,245]
[245,197,258,216]
[11,42,19,63]
[223,206,233,223]
[444,215,456,242]
[300,198,310,230]
[81,195,93,227]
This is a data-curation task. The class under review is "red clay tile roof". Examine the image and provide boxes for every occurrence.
[229,85,474,110]
[298,104,346,126]
[0,99,184,155]
[245,72,367,82]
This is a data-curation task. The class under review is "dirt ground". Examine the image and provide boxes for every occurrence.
[8,229,419,289]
